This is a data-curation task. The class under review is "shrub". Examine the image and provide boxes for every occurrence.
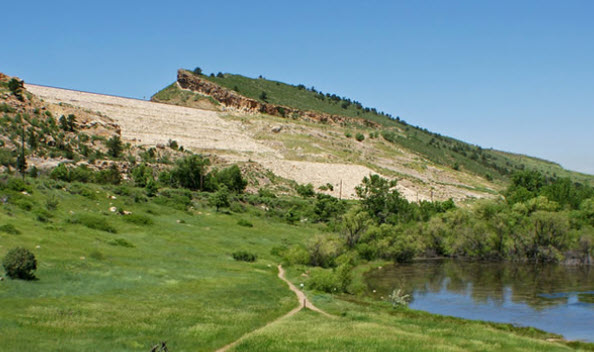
[210,165,247,193]
[169,154,210,190]
[107,238,134,247]
[123,214,154,225]
[6,177,28,192]
[296,183,315,198]
[345,132,353,138]
[209,186,230,211]
[89,249,105,260]
[355,133,365,142]
[307,268,338,293]
[232,250,257,262]
[94,164,121,185]
[3,247,37,280]
[0,224,20,235]
[45,195,59,210]
[105,135,123,158]
[237,219,253,227]
[69,214,117,233]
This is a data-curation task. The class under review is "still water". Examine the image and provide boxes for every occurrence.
[365,260,594,342]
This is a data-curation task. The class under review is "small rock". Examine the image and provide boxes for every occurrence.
[271,126,282,133]
[176,219,181,223]
[36,245,41,249]
[21,191,29,196]
[80,256,85,260]
[110,195,117,200]
[0,277,4,281]
[109,206,117,212]
[122,210,132,215]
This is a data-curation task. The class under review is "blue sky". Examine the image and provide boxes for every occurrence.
[3,0,593,174]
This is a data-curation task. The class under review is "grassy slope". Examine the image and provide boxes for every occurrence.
[0,180,312,351]
[1,179,591,352]
[155,72,593,185]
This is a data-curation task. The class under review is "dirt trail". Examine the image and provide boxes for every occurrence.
[215,265,332,352]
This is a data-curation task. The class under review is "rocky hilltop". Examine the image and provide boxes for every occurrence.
[175,69,378,128]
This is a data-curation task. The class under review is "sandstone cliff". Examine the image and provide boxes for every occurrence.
[176,69,379,128]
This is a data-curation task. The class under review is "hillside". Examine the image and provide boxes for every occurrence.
[153,69,594,189]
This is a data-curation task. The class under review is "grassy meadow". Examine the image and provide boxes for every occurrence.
[1,177,593,352]
[0,179,312,351]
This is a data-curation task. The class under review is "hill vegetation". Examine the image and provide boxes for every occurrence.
[155,68,594,186]
[2,71,594,351]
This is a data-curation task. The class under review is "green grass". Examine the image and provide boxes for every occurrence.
[0,178,592,351]
[0,180,314,351]
[230,306,582,352]
[189,70,398,127]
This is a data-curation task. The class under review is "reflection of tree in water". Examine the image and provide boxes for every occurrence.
[366,260,594,309]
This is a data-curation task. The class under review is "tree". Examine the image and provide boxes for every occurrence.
[211,165,247,193]
[193,67,203,75]
[259,91,268,102]
[7,78,24,101]
[170,154,210,190]
[131,163,152,187]
[106,135,123,158]
[209,186,230,211]
[340,206,371,248]
[355,174,404,223]
[3,247,37,280]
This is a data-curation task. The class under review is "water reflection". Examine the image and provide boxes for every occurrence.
[366,260,594,342]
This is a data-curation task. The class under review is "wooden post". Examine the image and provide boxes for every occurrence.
[339,179,342,200]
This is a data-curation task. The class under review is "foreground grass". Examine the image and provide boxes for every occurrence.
[0,180,312,351]
[231,296,589,352]
[1,179,592,351]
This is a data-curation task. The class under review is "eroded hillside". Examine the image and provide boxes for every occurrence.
[27,82,500,201]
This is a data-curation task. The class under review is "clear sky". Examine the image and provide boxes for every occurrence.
[3,0,593,174]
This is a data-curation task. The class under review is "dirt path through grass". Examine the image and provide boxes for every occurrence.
[215,265,332,352]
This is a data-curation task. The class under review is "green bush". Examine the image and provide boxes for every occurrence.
[2,247,37,280]
[296,183,315,198]
[123,214,154,225]
[107,238,134,248]
[355,133,365,142]
[69,214,117,233]
[0,224,20,235]
[89,249,105,260]
[237,219,253,227]
[232,250,257,262]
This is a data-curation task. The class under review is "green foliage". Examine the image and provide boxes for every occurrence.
[232,250,257,262]
[89,249,105,260]
[2,247,37,280]
[131,163,153,187]
[105,135,123,158]
[209,186,230,211]
[168,154,210,190]
[210,165,247,193]
[94,164,121,185]
[68,213,117,233]
[355,132,365,142]
[237,219,253,227]
[313,193,346,223]
[296,183,315,198]
[0,224,21,235]
[123,214,154,225]
[107,238,134,247]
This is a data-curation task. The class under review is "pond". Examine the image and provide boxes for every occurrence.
[365,260,594,342]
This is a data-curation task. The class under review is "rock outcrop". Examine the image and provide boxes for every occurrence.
[176,70,379,128]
